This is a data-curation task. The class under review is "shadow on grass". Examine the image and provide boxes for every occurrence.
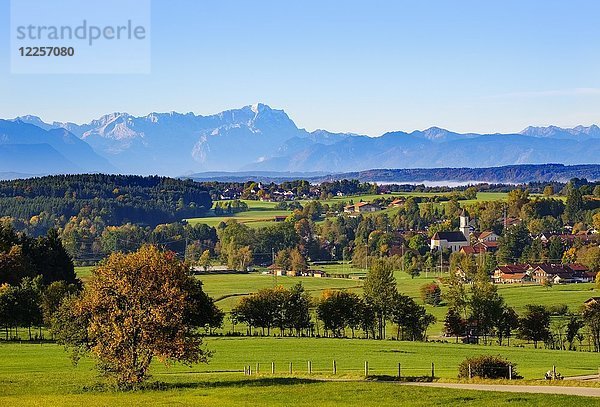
[378,349,415,354]
[81,377,322,393]
[368,375,435,383]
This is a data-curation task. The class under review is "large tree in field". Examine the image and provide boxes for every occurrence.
[53,245,216,387]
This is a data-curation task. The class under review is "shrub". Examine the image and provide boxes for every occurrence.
[458,355,520,379]
[420,282,442,306]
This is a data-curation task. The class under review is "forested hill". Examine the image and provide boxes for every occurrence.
[0,174,212,233]
[318,164,600,184]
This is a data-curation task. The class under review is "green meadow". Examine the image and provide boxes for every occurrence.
[1,339,599,406]
[183,191,514,228]
[76,266,599,337]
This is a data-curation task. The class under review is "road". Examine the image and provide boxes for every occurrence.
[404,382,600,398]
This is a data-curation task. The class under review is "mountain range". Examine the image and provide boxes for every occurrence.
[3,103,600,177]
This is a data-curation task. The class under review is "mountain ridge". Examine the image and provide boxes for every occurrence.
[10,104,600,176]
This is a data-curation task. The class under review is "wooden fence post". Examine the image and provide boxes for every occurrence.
[308,360,312,374]
[256,363,260,375]
[398,363,401,379]
[553,365,556,380]
[333,360,337,375]
[289,362,293,375]
[272,361,275,374]
[364,361,369,377]
[431,362,435,378]
[468,364,472,379]
[509,364,512,380]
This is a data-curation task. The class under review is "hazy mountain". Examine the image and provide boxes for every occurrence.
[0,120,116,174]
[519,124,600,139]
[10,104,600,175]
[187,164,600,184]
[17,104,339,175]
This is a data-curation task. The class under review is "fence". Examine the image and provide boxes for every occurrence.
[242,360,440,380]
[241,361,597,381]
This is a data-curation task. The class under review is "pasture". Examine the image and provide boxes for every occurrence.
[1,340,599,406]
[75,266,599,338]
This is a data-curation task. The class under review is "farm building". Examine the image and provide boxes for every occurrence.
[344,202,381,214]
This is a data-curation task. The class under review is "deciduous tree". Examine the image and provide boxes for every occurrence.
[54,245,215,387]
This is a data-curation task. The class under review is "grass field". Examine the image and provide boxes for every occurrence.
[1,340,598,406]
[199,273,362,312]
[184,191,514,228]
[75,266,95,282]
[75,266,599,337]
[186,200,292,228]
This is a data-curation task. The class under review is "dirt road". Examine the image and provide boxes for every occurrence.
[405,382,600,398]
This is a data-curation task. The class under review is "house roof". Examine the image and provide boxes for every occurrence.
[534,263,590,277]
[534,263,566,275]
[432,231,467,242]
[460,246,477,255]
[565,263,589,272]
[478,231,496,240]
[496,264,530,274]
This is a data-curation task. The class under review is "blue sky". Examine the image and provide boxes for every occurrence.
[1,0,600,135]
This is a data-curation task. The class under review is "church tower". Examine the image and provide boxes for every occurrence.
[459,209,470,240]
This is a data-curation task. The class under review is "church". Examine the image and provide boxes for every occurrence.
[430,210,471,252]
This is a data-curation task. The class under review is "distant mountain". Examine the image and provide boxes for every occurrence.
[319,164,600,184]
[10,104,600,175]
[186,164,600,184]
[244,131,600,172]
[0,120,116,174]
[519,124,600,139]
[17,104,354,175]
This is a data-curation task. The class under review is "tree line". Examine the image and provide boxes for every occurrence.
[0,174,212,237]
[443,268,600,351]
[231,259,436,341]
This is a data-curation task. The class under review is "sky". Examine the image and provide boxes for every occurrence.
[1,0,600,135]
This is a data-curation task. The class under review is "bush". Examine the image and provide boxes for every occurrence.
[458,355,520,379]
[420,282,442,306]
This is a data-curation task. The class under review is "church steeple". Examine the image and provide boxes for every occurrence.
[459,209,470,240]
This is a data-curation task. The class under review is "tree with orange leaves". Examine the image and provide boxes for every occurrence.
[54,245,215,387]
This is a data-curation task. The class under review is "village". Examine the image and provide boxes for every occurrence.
[264,201,599,286]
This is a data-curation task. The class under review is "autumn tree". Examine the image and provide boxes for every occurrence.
[53,245,216,387]
[289,248,308,274]
[543,185,554,196]
[420,282,442,306]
